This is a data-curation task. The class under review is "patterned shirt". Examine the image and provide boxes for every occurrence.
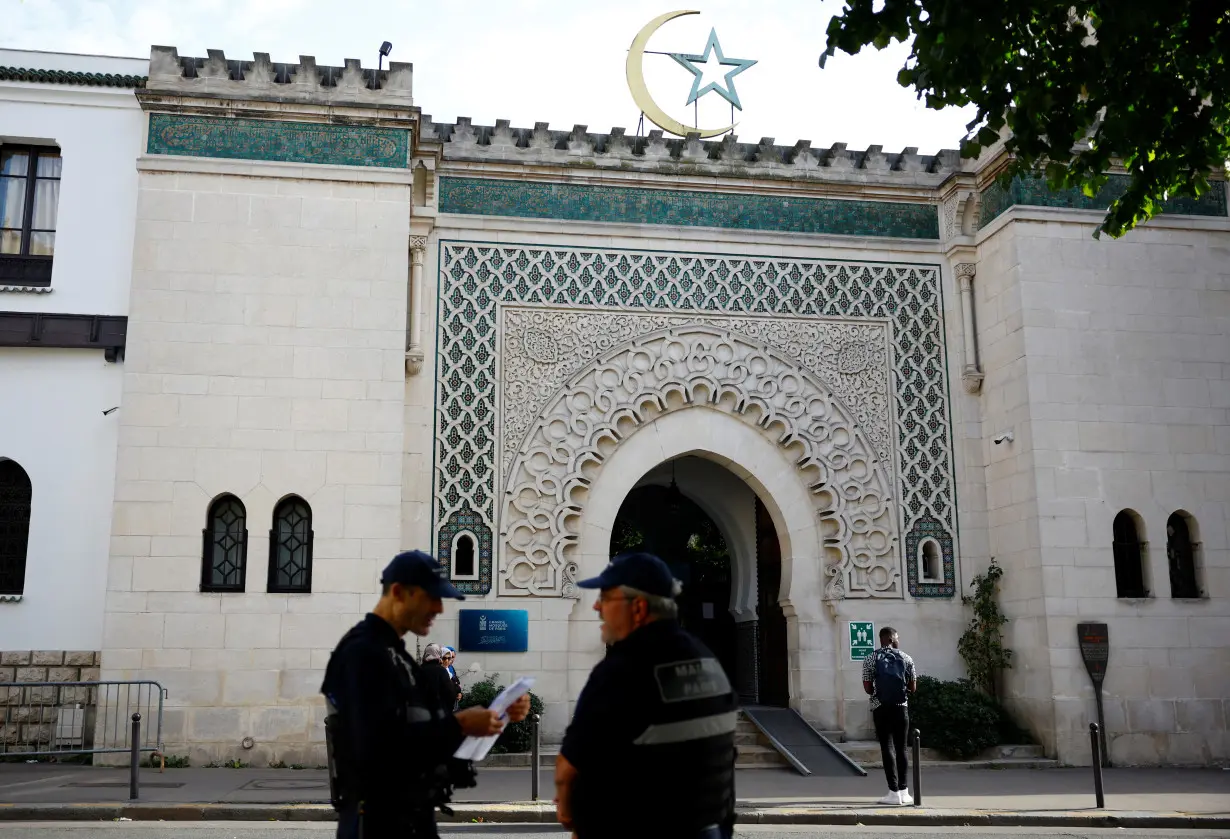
[861,646,917,711]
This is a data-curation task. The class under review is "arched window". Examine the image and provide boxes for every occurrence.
[268,496,313,593]
[201,495,247,592]
[1166,512,1201,599]
[1112,511,1148,598]
[0,459,32,596]
[451,531,477,580]
[919,539,941,583]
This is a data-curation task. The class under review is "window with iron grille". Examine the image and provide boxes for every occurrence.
[1166,512,1201,599]
[268,496,313,593]
[1112,510,1148,598]
[0,145,61,287]
[0,459,32,596]
[201,495,247,592]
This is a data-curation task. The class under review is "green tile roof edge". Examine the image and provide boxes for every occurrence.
[0,66,147,88]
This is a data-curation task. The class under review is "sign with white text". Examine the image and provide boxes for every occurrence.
[458,609,529,653]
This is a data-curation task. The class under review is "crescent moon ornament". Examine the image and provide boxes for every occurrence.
[626,10,735,139]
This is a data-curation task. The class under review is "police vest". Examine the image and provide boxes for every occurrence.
[573,624,737,837]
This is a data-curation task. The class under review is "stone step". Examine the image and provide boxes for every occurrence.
[735,744,790,768]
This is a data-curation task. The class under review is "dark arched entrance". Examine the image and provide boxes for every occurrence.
[610,461,788,707]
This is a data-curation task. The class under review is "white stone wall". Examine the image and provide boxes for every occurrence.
[102,156,411,764]
[969,220,1057,752]
[0,59,143,650]
[1016,211,1228,766]
[975,207,1230,765]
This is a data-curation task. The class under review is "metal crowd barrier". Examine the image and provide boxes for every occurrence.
[1,680,166,800]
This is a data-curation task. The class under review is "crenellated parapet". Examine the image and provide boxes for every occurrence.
[143,46,413,110]
[419,116,964,187]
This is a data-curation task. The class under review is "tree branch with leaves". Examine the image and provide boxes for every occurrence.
[821,1,1230,237]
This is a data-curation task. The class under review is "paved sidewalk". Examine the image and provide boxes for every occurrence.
[0,764,1226,827]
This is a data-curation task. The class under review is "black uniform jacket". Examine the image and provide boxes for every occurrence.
[321,614,465,806]
[561,619,738,838]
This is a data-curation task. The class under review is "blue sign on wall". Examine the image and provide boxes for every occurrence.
[458,609,529,653]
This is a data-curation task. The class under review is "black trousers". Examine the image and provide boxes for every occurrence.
[337,805,437,839]
[872,704,909,791]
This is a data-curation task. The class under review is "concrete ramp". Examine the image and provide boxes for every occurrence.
[741,706,866,777]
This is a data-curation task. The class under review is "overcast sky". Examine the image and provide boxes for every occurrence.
[3,0,978,155]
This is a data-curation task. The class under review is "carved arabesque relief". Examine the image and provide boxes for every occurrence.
[498,320,899,599]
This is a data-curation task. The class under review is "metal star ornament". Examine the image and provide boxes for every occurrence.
[670,28,757,111]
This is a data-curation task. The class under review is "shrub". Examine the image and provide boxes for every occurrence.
[459,675,545,754]
[909,675,1000,760]
[957,559,1013,701]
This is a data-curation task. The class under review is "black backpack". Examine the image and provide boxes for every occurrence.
[873,647,908,706]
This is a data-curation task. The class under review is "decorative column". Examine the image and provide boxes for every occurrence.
[405,236,427,376]
[956,262,984,393]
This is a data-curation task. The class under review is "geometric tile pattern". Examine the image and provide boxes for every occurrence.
[439,177,941,239]
[433,243,957,597]
[904,514,955,598]
[147,114,410,169]
[435,505,493,596]
[980,174,1228,228]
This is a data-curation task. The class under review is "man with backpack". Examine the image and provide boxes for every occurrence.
[862,625,917,805]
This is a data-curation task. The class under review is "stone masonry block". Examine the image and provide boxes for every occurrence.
[1127,699,1176,732]
[1176,699,1225,733]
[15,667,46,683]
[31,651,64,666]
[64,651,96,667]
[47,667,79,683]
[0,667,12,683]
[23,685,57,705]
[59,686,91,705]
[1,652,31,666]
[80,667,100,682]
[188,707,246,742]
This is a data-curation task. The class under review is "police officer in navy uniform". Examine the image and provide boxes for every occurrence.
[554,552,737,839]
[322,550,530,838]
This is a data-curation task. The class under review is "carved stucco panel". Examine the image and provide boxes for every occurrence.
[497,314,900,600]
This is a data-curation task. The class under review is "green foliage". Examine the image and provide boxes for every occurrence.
[205,758,250,769]
[910,675,1001,759]
[957,560,1013,701]
[820,1,1230,238]
[458,675,545,754]
[143,753,189,768]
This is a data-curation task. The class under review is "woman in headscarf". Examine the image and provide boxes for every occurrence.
[420,643,459,713]
[442,647,462,710]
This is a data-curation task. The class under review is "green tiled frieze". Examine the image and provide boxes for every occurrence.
[146,114,410,168]
[980,174,1228,227]
[439,177,939,239]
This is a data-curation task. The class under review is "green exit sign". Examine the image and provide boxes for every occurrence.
[849,621,874,661]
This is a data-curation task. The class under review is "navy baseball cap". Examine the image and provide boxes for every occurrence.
[381,550,465,600]
[577,552,678,599]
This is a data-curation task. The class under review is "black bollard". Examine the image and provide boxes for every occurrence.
[910,728,922,806]
[530,713,541,802]
[1090,722,1105,808]
[129,713,141,802]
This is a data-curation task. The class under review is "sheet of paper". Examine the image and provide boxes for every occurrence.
[453,676,535,762]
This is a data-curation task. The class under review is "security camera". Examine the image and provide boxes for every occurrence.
[992,431,1014,445]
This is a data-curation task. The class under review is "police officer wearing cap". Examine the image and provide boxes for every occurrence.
[321,550,531,838]
[554,552,738,839]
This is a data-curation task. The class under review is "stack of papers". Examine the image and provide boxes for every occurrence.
[453,676,535,762]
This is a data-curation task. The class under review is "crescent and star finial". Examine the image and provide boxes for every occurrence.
[625,10,757,139]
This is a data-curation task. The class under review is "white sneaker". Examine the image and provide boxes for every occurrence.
[877,790,901,805]
[898,789,913,805]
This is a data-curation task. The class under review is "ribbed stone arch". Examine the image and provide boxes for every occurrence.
[498,324,899,599]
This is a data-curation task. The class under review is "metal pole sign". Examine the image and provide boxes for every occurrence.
[1077,622,1110,767]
